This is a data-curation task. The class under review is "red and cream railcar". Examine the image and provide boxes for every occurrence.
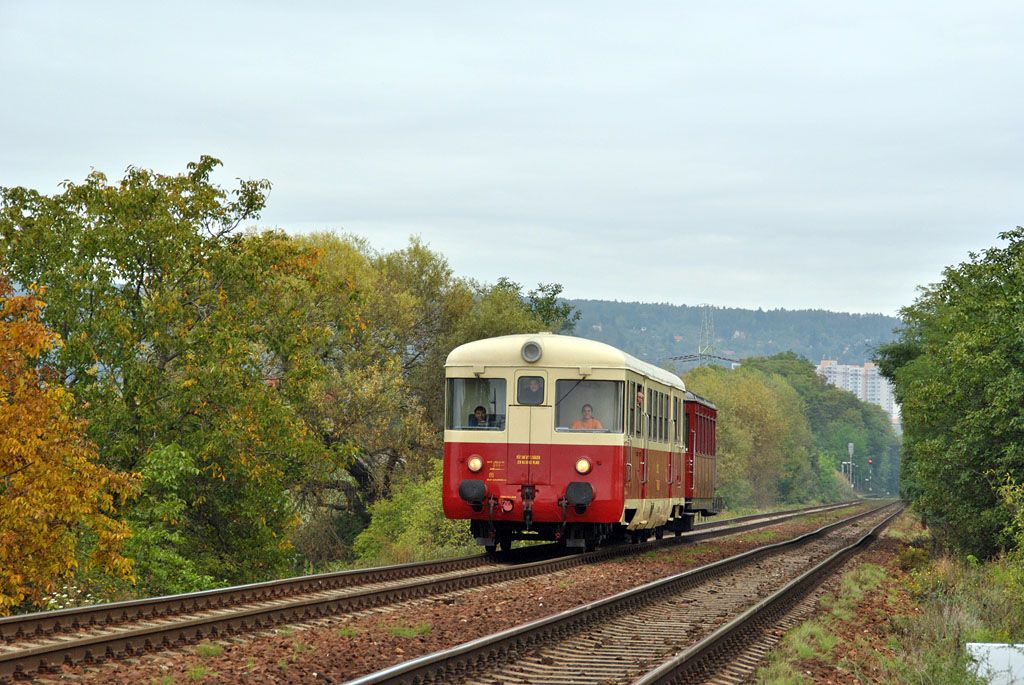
[442,333,719,551]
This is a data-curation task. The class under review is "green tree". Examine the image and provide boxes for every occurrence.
[526,282,580,333]
[683,365,832,507]
[742,353,900,495]
[288,234,567,567]
[0,160,342,587]
[876,227,1024,557]
[490,278,580,333]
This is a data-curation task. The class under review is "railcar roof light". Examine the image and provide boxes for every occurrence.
[521,340,543,363]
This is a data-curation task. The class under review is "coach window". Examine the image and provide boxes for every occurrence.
[697,415,703,453]
[446,378,507,430]
[555,380,623,433]
[698,415,704,454]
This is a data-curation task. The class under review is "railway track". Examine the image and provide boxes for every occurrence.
[347,501,901,685]
[635,504,903,685]
[0,501,865,679]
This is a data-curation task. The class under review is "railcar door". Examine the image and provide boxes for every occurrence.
[670,394,683,498]
[641,386,656,500]
[506,372,552,490]
[625,380,645,501]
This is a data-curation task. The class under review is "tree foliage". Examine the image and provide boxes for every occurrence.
[683,364,844,507]
[522,281,580,333]
[876,227,1024,557]
[741,352,900,496]
[573,300,899,365]
[0,156,581,596]
[0,278,136,614]
[288,234,578,563]
[0,160,338,587]
[353,460,475,565]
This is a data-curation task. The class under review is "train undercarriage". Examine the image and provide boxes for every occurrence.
[468,501,717,553]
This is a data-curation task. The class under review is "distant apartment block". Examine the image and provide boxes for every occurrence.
[816,360,901,428]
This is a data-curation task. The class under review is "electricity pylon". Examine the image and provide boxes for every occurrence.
[668,304,739,366]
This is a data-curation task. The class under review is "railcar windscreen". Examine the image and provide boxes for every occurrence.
[555,380,623,432]
[447,378,507,429]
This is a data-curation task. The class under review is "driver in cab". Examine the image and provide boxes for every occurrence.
[571,404,603,430]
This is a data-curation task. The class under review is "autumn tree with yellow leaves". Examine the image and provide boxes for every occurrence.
[0,278,135,614]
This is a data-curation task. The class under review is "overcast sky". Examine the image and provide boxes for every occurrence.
[2,2,1022,315]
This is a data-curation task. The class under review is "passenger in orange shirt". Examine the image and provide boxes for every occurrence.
[571,404,604,430]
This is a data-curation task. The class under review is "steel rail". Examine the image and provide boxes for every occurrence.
[343,501,899,685]
[0,554,499,643]
[0,500,856,643]
[632,504,904,684]
[0,500,870,678]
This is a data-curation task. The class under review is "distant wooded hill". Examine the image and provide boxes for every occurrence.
[568,300,902,367]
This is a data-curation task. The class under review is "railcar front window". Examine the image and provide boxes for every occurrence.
[517,376,545,405]
[447,378,507,430]
[555,380,623,433]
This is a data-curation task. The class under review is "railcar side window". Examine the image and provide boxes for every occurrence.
[555,380,623,433]
[634,384,643,437]
[647,388,654,438]
[652,390,661,441]
[658,392,667,442]
[652,392,658,441]
[627,381,636,435]
[663,395,669,440]
[446,378,507,430]
[673,397,681,442]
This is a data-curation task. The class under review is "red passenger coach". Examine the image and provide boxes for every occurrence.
[442,333,719,552]
[683,391,718,513]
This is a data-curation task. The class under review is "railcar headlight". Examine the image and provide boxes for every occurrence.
[467,456,484,473]
[575,458,592,475]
